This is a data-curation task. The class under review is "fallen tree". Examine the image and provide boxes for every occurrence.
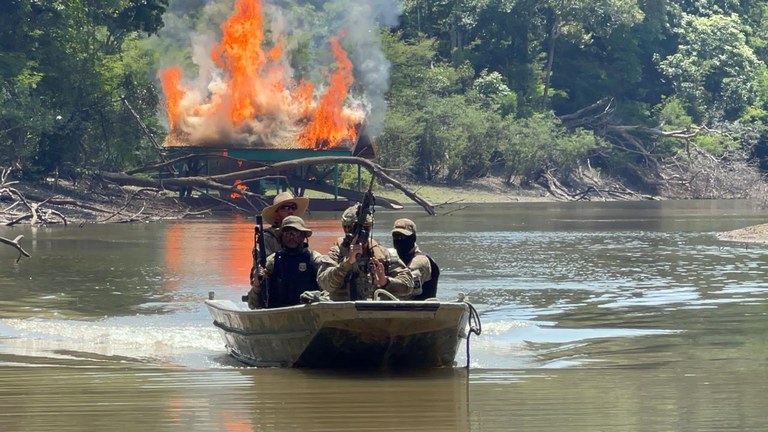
[558,97,768,201]
[101,155,437,215]
[1,165,199,226]
[0,234,31,262]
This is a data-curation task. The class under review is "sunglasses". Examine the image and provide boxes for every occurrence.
[278,203,298,211]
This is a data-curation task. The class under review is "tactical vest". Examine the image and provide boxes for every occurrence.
[413,253,440,300]
[266,250,319,308]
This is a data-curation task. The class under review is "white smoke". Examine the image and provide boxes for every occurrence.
[341,0,402,137]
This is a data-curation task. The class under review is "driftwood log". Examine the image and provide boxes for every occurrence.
[0,235,31,262]
[102,156,436,215]
[1,164,199,225]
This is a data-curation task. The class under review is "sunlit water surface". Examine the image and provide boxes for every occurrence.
[2,200,768,431]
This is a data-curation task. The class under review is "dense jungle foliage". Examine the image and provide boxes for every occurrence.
[3,0,768,196]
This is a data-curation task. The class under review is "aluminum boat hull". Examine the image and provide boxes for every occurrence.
[205,299,470,369]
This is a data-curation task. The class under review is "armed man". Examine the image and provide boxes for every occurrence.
[317,204,414,301]
[247,215,324,309]
[259,191,310,257]
[249,191,309,288]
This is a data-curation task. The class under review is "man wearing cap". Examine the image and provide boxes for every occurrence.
[317,205,414,301]
[247,215,324,309]
[259,191,310,257]
[392,218,440,300]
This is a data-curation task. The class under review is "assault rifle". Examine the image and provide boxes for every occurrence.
[242,215,269,307]
[341,177,376,273]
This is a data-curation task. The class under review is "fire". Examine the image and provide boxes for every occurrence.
[231,179,249,199]
[158,0,362,149]
[158,66,185,129]
[299,35,363,149]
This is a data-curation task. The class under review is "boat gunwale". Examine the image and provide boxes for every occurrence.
[204,299,469,314]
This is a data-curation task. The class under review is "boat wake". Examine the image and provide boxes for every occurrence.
[0,316,227,368]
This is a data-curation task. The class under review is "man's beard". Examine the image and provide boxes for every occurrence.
[283,241,305,254]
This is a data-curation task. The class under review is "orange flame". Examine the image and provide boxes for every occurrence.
[158,0,361,149]
[211,0,268,124]
[158,66,185,129]
[231,179,249,199]
[299,35,361,149]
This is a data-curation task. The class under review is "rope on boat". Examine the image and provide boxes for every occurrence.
[372,288,399,301]
[458,292,482,368]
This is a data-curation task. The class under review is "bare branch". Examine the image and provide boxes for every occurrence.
[0,234,31,262]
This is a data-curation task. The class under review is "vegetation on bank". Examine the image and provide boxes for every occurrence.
[2,1,768,202]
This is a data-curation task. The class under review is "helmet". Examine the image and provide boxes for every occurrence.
[341,205,373,227]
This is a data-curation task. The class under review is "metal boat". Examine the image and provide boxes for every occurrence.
[205,297,478,369]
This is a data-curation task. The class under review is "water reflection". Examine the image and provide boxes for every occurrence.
[0,367,471,432]
[160,216,341,291]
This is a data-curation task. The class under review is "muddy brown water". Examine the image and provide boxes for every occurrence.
[2,200,768,431]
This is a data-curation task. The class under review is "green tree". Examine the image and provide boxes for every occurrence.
[379,31,501,183]
[657,13,762,122]
[0,0,168,178]
[500,114,605,184]
[539,0,644,109]
[376,31,436,177]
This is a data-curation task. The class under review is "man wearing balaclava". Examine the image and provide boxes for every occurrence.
[391,219,440,300]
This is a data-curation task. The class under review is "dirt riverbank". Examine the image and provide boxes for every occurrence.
[2,176,554,226]
[4,176,768,246]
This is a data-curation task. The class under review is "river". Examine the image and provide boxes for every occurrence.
[1,199,767,431]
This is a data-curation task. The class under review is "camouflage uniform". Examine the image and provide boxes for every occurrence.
[317,237,414,301]
[262,225,281,257]
[250,225,280,286]
[391,218,439,300]
[401,245,432,299]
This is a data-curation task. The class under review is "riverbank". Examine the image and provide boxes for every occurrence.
[4,176,768,246]
[378,177,553,204]
[2,175,551,225]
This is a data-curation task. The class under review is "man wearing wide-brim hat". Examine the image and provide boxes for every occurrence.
[250,191,309,289]
[260,191,309,257]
